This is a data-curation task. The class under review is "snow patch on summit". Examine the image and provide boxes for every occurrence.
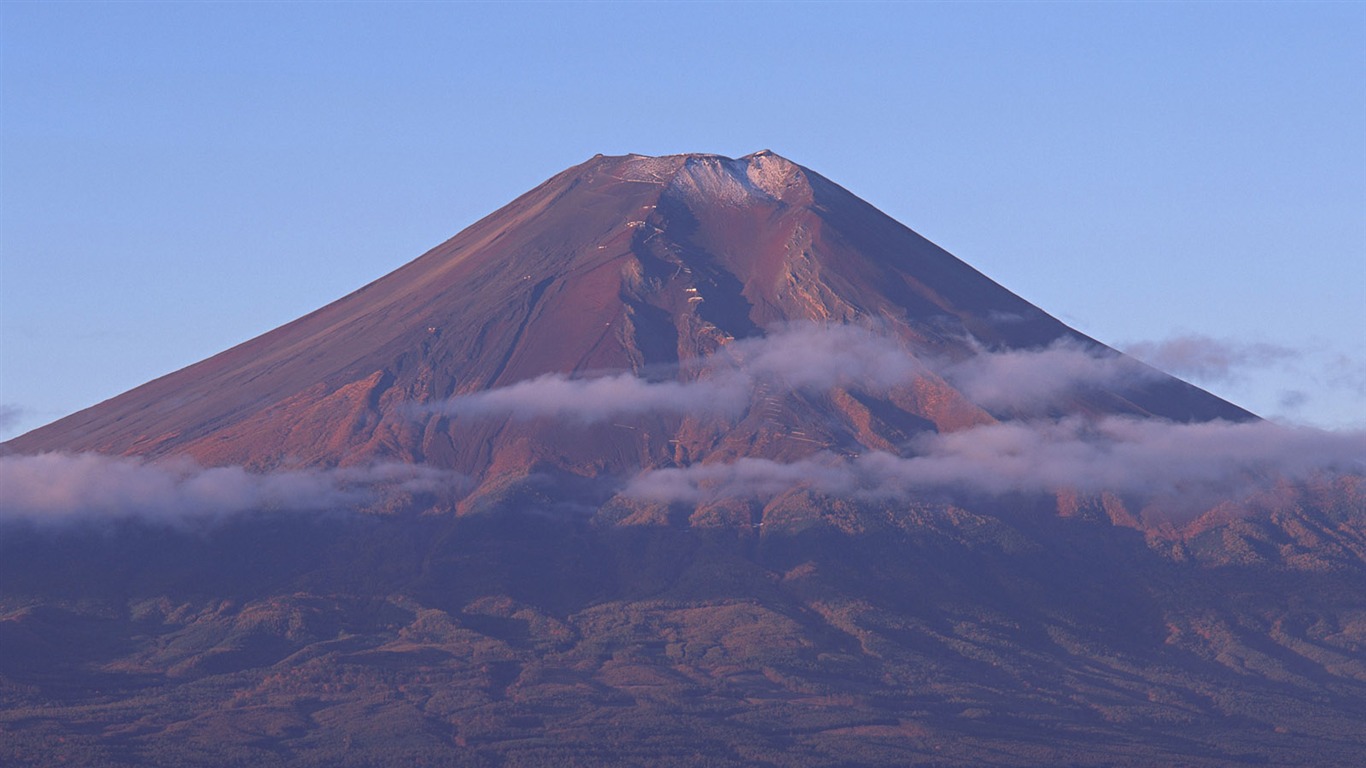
[745,151,809,202]
[614,154,680,184]
[670,156,769,207]
[609,151,810,206]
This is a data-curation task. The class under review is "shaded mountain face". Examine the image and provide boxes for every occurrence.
[5,151,1251,503]
[2,472,1364,768]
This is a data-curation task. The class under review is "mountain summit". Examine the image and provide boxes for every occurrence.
[6,151,1250,499]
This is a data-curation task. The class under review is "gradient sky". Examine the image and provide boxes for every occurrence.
[1,1,1362,439]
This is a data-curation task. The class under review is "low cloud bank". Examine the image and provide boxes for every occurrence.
[428,323,1157,421]
[625,418,1366,509]
[0,453,458,524]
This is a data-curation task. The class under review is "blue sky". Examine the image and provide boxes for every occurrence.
[1,1,1362,437]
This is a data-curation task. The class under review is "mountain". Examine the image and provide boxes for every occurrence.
[6,152,1249,492]
[2,153,1362,768]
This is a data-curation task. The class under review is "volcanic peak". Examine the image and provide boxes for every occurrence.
[583,150,815,206]
[3,150,1256,476]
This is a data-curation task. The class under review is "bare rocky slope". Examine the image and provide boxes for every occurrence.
[7,152,1249,494]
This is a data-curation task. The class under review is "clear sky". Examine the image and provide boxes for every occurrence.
[1,1,1362,438]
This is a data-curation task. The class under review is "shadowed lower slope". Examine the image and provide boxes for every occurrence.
[2,477,1364,767]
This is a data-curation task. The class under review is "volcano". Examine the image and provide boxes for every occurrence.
[7,151,1250,498]
[3,153,1363,768]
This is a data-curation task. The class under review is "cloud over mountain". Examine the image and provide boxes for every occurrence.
[5,152,1253,479]
[933,339,1159,411]
[0,453,460,524]
[428,323,1162,422]
[427,323,928,422]
[420,321,1364,514]
[12,323,1320,525]
[625,418,1366,511]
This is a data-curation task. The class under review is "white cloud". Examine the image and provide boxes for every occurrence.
[426,323,926,422]
[426,323,1157,422]
[625,417,1366,512]
[0,452,460,524]
[933,339,1157,410]
[431,370,751,422]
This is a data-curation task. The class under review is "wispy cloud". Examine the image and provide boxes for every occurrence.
[1326,354,1366,397]
[0,453,460,525]
[431,370,752,422]
[427,323,1159,422]
[1123,334,1299,383]
[0,405,22,437]
[1122,333,1366,427]
[934,339,1157,411]
[426,323,926,422]
[725,322,926,390]
[625,418,1366,512]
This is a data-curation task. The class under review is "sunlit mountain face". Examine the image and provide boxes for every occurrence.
[3,153,1362,768]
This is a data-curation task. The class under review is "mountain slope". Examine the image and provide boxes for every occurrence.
[5,152,1251,494]
[2,479,1364,768]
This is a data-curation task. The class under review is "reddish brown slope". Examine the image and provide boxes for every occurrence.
[5,152,1253,486]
